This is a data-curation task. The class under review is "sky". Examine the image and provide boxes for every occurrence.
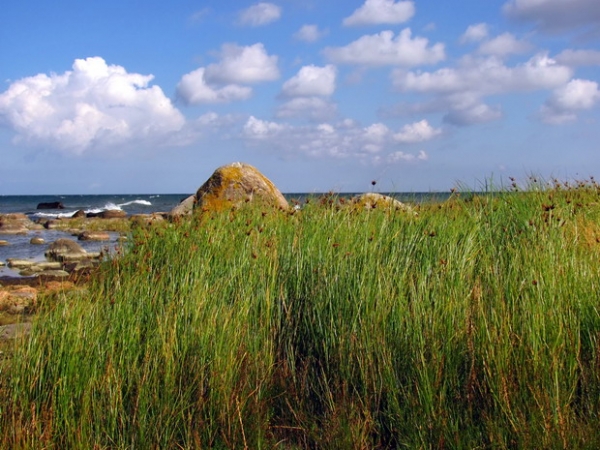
[1,0,599,194]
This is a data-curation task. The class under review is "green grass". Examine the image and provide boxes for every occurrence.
[2,180,600,448]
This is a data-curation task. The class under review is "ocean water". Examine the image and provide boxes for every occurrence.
[0,192,449,277]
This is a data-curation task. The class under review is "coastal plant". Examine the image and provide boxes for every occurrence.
[1,181,600,448]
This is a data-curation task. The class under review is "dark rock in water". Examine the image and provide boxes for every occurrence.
[45,238,87,261]
[30,236,45,245]
[37,201,65,210]
[194,162,289,212]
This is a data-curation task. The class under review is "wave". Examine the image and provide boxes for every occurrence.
[30,199,153,219]
[118,200,152,208]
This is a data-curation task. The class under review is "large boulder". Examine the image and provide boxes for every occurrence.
[45,238,87,261]
[194,162,289,212]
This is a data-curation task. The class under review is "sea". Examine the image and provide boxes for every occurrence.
[0,192,449,277]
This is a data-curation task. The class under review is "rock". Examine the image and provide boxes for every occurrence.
[0,286,37,314]
[45,238,87,261]
[35,262,63,271]
[0,240,9,246]
[87,210,127,219]
[37,201,65,209]
[131,213,166,227]
[38,270,70,279]
[43,219,62,229]
[63,260,97,272]
[78,231,110,241]
[0,213,39,235]
[71,209,86,218]
[30,236,45,245]
[350,193,416,214]
[0,322,32,340]
[195,162,289,212]
[169,195,196,217]
[7,259,36,269]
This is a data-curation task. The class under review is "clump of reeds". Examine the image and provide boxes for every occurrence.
[2,179,600,448]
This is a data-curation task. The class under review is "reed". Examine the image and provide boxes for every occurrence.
[2,179,600,448]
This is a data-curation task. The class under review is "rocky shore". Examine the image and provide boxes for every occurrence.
[0,162,414,338]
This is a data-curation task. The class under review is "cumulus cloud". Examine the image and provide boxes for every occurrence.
[323,29,445,67]
[478,33,533,57]
[177,43,279,105]
[393,120,441,143]
[343,0,415,26]
[275,97,338,121]
[503,0,600,32]
[387,150,428,162]
[176,68,252,105]
[204,43,279,84]
[281,65,337,97]
[0,57,185,155]
[554,49,600,66]
[238,2,281,27]
[242,116,433,163]
[540,78,600,123]
[294,24,328,43]
[460,23,489,43]
[392,53,573,125]
[277,65,337,121]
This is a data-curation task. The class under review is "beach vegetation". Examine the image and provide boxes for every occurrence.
[1,178,600,448]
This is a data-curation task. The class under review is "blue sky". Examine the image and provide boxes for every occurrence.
[1,0,599,194]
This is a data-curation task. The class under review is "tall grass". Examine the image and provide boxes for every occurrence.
[2,180,600,448]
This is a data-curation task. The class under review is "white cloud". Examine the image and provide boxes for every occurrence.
[242,116,434,162]
[392,53,573,125]
[393,120,441,143]
[555,49,600,67]
[176,68,252,105]
[395,53,572,95]
[204,43,279,84]
[387,150,428,163]
[294,24,328,43]
[343,0,415,26]
[243,116,287,139]
[323,29,445,67]
[478,33,532,57]
[0,57,184,155]
[503,0,600,32]
[276,97,338,121]
[460,23,489,43]
[281,65,337,97]
[238,2,281,27]
[540,78,600,123]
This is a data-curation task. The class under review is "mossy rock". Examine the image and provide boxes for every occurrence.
[350,193,416,214]
[194,162,289,212]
